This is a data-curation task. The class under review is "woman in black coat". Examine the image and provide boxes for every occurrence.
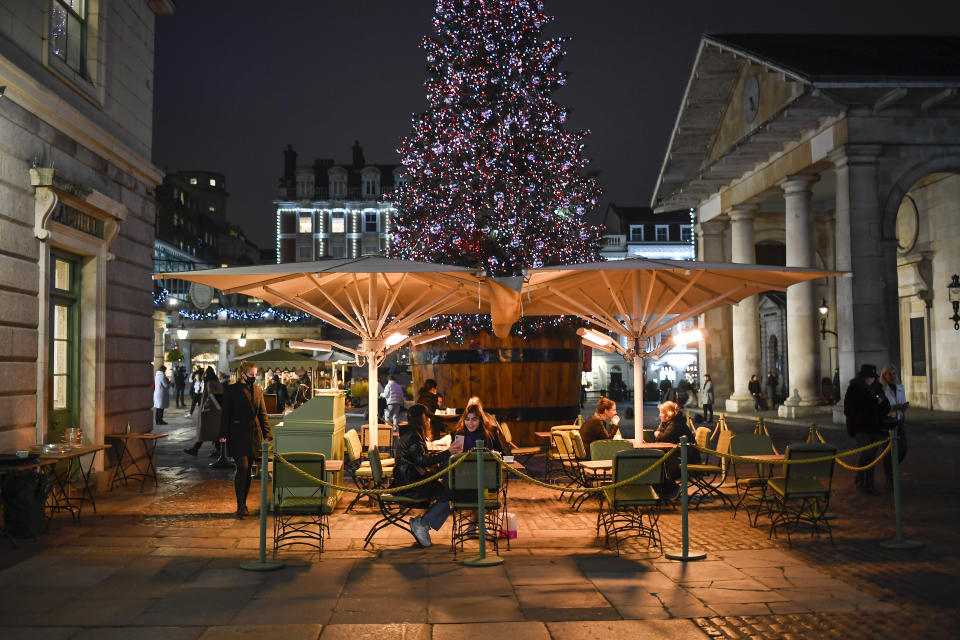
[654,400,701,500]
[579,396,620,460]
[219,361,272,517]
[394,403,463,547]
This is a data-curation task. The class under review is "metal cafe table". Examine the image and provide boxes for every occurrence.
[106,432,168,491]
[38,443,110,521]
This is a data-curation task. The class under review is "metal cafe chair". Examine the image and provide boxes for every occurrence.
[597,449,664,556]
[362,447,429,549]
[272,451,330,556]
[448,449,505,559]
[766,442,837,546]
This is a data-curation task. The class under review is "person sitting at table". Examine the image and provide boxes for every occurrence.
[398,404,464,547]
[454,401,505,454]
[416,379,440,414]
[654,400,701,500]
[579,396,620,460]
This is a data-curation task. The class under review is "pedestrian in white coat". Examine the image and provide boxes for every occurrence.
[154,366,171,425]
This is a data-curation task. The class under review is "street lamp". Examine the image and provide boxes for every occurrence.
[237,330,247,347]
[818,298,837,340]
[176,322,188,340]
[949,274,960,330]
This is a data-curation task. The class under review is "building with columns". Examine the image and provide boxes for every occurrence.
[653,34,960,420]
[275,141,403,263]
[0,1,174,455]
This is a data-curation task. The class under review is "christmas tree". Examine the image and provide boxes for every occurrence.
[389,0,603,277]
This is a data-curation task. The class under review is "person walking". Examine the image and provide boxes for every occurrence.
[843,363,890,494]
[153,366,171,425]
[381,375,404,425]
[748,374,762,411]
[186,368,203,418]
[700,374,714,423]
[173,366,187,408]
[185,366,223,457]
[219,360,272,517]
[880,364,908,489]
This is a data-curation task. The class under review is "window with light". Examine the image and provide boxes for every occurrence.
[331,212,345,233]
[298,213,312,233]
[49,0,87,76]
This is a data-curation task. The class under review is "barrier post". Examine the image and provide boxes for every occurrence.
[241,441,284,571]
[879,426,923,550]
[463,442,503,566]
[665,436,707,561]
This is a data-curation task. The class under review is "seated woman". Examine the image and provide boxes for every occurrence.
[416,379,440,414]
[454,400,504,454]
[579,396,620,460]
[396,403,464,547]
[654,400,701,500]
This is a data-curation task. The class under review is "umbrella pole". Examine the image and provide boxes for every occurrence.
[633,356,644,443]
[367,354,380,448]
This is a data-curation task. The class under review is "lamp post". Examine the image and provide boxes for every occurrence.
[176,322,188,340]
[948,274,960,330]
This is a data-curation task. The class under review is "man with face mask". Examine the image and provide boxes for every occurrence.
[219,360,272,517]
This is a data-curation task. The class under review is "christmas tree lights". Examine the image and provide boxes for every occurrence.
[389,0,603,278]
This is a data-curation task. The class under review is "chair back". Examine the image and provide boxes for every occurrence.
[449,450,503,493]
[728,432,775,457]
[551,430,576,460]
[612,449,662,489]
[273,451,326,502]
[368,445,384,484]
[784,443,836,487]
[264,394,278,414]
[361,423,392,448]
[694,427,711,449]
[570,430,588,460]
[551,424,579,433]
[590,438,632,461]
[715,429,733,455]
[499,421,515,446]
[344,429,363,463]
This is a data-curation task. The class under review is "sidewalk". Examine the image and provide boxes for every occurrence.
[0,407,957,639]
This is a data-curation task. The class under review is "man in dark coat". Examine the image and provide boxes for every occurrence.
[843,363,890,494]
[219,360,272,517]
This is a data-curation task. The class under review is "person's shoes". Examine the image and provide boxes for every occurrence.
[669,484,683,501]
[183,445,199,456]
[157,420,169,425]
[410,516,432,547]
[184,412,191,418]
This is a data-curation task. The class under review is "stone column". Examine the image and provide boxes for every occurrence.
[697,218,733,400]
[153,311,167,370]
[217,338,228,375]
[831,146,891,383]
[780,175,820,417]
[724,205,762,413]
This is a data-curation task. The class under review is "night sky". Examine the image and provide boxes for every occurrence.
[153,0,960,248]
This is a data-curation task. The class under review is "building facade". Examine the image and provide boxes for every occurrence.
[653,34,960,419]
[0,0,173,459]
[275,141,403,263]
[600,204,696,261]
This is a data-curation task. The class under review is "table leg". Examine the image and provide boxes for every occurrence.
[139,439,159,492]
[109,438,131,490]
[45,461,77,521]
[74,453,99,517]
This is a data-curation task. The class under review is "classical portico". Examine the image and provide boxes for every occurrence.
[653,34,960,420]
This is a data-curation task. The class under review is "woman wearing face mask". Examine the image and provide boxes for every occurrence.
[219,360,272,517]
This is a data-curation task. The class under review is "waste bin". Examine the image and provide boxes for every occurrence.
[2,470,48,539]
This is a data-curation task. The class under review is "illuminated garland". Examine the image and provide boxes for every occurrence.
[418,313,582,343]
[153,288,169,306]
[387,0,603,277]
[177,307,313,323]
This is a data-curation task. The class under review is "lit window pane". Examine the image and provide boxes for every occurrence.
[55,305,68,338]
[55,259,71,290]
[331,214,345,234]
[54,375,67,409]
[54,340,68,375]
[50,5,68,60]
[209,178,216,187]
[189,178,197,185]
[298,214,312,233]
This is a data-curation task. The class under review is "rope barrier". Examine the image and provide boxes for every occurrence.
[274,448,677,497]
[804,426,893,471]
[274,450,471,495]
[693,436,891,466]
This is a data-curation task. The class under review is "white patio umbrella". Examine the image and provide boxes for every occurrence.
[520,258,841,437]
[156,257,520,444]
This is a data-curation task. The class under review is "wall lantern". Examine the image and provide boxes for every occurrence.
[237,330,247,348]
[948,274,960,330]
[817,298,838,341]
[176,323,188,340]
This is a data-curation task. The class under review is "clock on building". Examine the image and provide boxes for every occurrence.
[743,75,760,124]
[189,283,215,310]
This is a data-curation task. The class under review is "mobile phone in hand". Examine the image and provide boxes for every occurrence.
[454,435,465,449]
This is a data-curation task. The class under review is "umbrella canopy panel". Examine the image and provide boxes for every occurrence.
[522,258,841,344]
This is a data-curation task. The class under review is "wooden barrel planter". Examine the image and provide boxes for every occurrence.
[410,330,583,446]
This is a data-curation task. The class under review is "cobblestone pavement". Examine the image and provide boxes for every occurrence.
[0,406,957,638]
